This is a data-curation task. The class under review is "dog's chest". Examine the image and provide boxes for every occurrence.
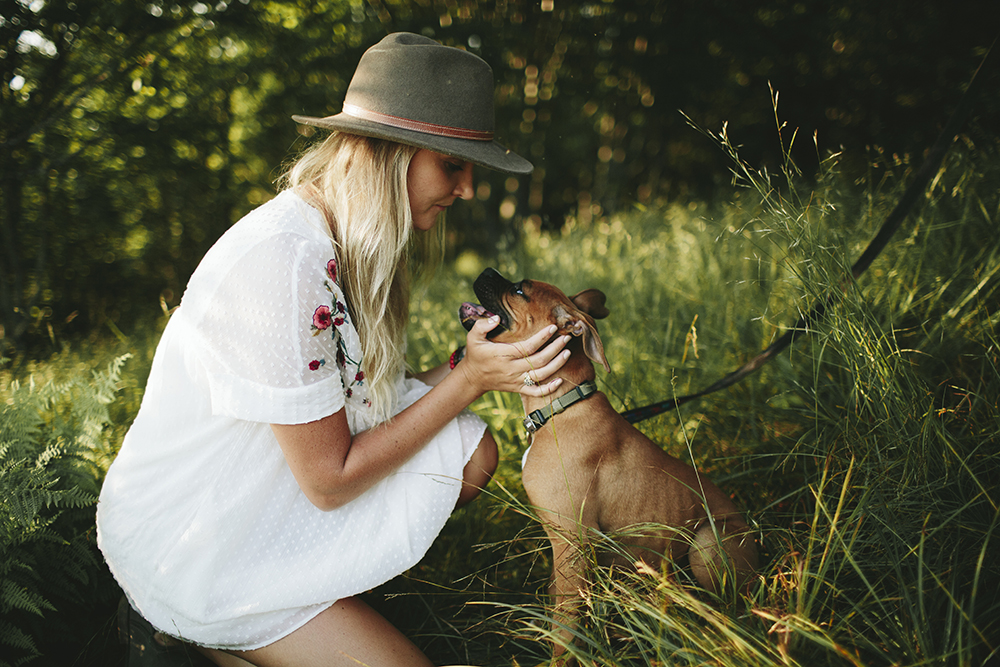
[523,430,702,532]
[521,433,620,514]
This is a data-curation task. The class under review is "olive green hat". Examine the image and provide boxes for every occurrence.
[292,32,532,175]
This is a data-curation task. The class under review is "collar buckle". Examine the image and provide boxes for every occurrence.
[523,414,543,433]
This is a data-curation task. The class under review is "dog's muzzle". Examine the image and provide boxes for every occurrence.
[471,268,515,337]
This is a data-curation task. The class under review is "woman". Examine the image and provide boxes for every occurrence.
[97,33,569,666]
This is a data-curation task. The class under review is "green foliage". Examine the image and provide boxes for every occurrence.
[0,354,131,666]
[1,0,378,352]
[3,0,997,355]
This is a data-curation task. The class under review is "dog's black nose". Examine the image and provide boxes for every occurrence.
[474,267,510,297]
[476,267,503,283]
[472,268,513,338]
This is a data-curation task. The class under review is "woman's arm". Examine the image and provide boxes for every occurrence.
[412,343,465,387]
[411,360,451,387]
[272,317,569,511]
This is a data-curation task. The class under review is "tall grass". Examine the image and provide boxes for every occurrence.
[2,134,997,665]
[394,133,1000,666]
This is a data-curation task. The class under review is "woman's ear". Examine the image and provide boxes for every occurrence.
[570,289,609,320]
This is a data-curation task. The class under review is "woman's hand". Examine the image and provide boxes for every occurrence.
[273,315,568,512]
[458,315,570,397]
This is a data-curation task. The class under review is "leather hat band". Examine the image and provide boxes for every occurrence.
[342,104,494,142]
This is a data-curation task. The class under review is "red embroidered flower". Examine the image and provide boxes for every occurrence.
[333,316,345,327]
[327,259,338,282]
[313,305,332,330]
[308,359,322,371]
[355,371,365,382]
[346,388,353,398]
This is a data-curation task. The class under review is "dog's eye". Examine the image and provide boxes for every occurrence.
[513,284,524,297]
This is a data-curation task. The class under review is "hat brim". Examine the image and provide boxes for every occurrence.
[292,113,533,175]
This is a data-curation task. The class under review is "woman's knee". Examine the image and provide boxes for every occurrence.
[475,430,499,478]
[233,597,433,667]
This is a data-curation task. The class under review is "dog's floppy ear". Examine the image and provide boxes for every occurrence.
[554,305,611,373]
[571,289,609,320]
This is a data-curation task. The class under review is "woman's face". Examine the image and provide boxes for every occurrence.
[406,149,475,231]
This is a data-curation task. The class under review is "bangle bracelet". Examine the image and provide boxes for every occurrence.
[449,346,466,369]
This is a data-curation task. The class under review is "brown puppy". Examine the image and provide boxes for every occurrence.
[462,268,758,663]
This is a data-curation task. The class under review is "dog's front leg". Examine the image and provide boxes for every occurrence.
[542,520,595,667]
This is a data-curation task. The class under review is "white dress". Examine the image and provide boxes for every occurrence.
[96,190,484,650]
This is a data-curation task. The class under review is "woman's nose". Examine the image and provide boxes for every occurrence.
[454,163,474,200]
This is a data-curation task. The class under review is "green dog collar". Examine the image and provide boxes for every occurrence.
[523,380,598,434]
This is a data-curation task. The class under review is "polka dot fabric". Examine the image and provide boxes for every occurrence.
[96,191,484,649]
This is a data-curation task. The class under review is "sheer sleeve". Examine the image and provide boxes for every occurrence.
[191,229,348,425]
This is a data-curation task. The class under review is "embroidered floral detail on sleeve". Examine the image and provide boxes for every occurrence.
[312,305,332,331]
[308,258,367,405]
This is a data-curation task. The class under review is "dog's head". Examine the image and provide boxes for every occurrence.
[460,268,611,373]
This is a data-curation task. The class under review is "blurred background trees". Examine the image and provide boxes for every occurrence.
[2,0,998,354]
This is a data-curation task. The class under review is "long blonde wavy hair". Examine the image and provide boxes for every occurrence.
[281,132,445,422]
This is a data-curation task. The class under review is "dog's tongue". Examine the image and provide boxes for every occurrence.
[459,302,494,331]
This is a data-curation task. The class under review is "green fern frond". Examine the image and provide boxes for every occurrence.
[2,458,54,527]
[33,442,65,470]
[0,580,56,617]
[1,352,131,663]
[0,618,39,655]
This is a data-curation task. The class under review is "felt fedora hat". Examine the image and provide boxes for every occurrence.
[292,32,532,175]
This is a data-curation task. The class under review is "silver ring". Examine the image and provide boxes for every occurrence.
[522,374,536,387]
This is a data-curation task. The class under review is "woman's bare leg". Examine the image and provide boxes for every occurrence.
[203,597,434,667]
[197,646,256,666]
[456,431,498,509]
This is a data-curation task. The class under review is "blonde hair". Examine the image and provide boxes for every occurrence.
[282,132,444,422]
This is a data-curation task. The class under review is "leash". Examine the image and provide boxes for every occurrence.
[620,41,997,425]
